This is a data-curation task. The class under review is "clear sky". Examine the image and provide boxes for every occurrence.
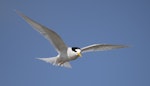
[1,0,150,86]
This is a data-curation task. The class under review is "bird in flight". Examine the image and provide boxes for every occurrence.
[17,11,127,68]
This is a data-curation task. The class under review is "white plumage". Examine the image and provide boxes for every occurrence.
[17,11,127,68]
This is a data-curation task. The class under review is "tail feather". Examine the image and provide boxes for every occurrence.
[36,57,72,68]
[62,62,72,68]
[36,57,57,64]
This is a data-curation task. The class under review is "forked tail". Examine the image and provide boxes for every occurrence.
[36,57,72,68]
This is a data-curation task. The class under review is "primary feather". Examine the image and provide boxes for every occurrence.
[81,44,127,53]
[17,11,68,57]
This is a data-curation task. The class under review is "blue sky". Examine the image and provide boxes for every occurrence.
[1,0,150,86]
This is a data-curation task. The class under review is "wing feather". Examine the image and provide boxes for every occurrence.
[81,44,127,53]
[17,11,67,57]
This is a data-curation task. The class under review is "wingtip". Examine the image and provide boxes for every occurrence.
[15,10,26,18]
[14,9,21,15]
[121,45,129,48]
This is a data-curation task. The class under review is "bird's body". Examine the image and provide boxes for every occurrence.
[37,47,80,68]
[17,11,127,68]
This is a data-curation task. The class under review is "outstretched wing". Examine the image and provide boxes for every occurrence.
[81,44,127,53]
[17,11,68,57]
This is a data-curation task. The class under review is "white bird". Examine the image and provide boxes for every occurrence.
[17,11,127,68]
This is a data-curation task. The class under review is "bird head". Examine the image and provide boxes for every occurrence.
[71,47,82,57]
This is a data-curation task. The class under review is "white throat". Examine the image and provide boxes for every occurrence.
[67,47,81,59]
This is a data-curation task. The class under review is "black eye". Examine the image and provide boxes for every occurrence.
[72,47,80,52]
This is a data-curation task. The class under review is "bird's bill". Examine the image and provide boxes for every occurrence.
[77,52,82,57]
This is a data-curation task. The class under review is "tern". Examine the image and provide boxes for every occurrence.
[17,11,127,68]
